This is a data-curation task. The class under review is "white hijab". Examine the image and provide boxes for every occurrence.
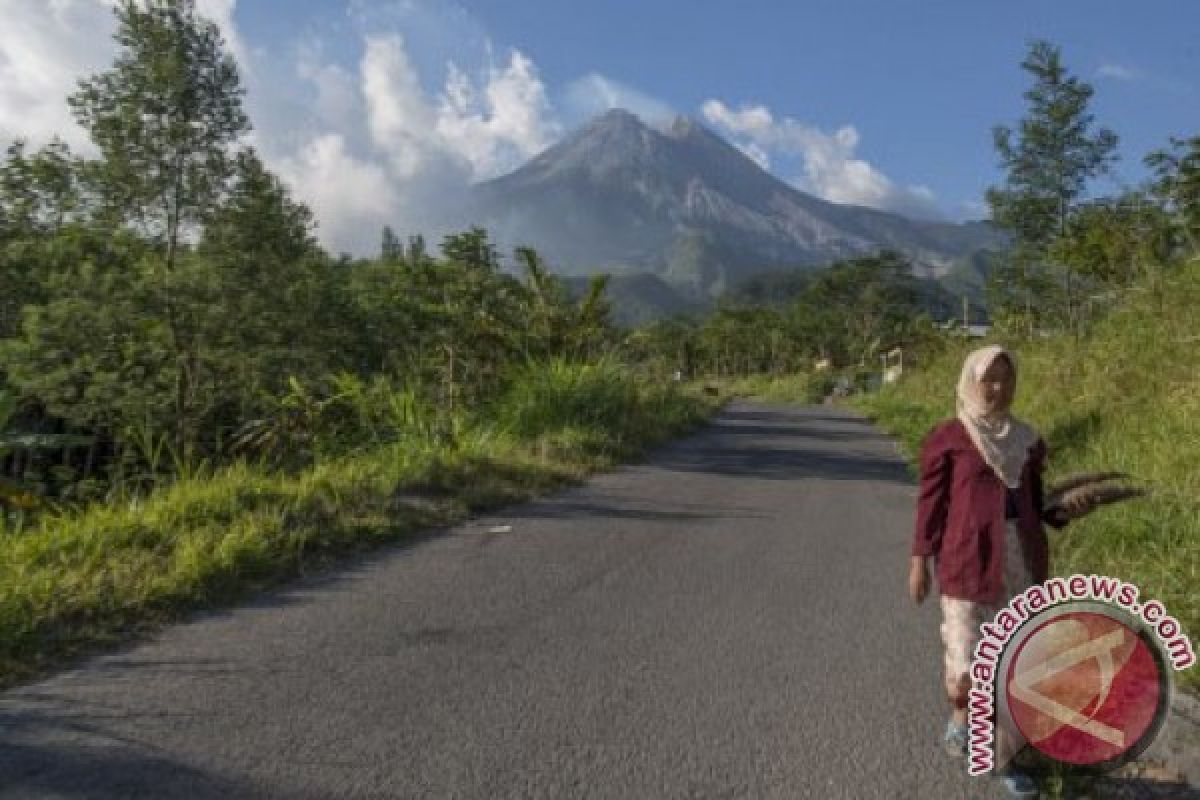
[955,345,1039,489]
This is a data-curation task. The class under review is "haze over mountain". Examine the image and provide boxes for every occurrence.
[465,108,1006,321]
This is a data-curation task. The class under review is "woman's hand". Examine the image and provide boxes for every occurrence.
[1047,495,1094,527]
[1061,493,1094,519]
[909,556,930,605]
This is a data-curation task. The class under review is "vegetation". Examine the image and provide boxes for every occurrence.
[0,1,722,684]
[626,250,942,385]
[723,372,832,406]
[0,2,641,508]
[986,39,1119,335]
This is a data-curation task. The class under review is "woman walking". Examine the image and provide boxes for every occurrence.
[907,344,1088,797]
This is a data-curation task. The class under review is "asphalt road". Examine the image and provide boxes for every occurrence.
[1,400,1024,798]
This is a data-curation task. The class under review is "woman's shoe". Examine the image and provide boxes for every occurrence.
[943,718,968,757]
[997,766,1039,797]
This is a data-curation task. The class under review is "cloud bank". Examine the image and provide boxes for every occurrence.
[701,99,942,220]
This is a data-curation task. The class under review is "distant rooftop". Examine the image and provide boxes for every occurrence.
[938,321,992,338]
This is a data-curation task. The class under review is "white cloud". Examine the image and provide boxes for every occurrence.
[195,0,247,67]
[0,0,117,151]
[436,50,561,179]
[562,73,676,129]
[269,27,564,253]
[958,199,990,221]
[296,46,361,130]
[0,1,567,254]
[701,98,943,220]
[736,140,771,171]
[0,0,246,153]
[13,3,943,254]
[700,101,774,138]
[361,33,446,179]
[274,133,399,255]
[1096,63,1139,81]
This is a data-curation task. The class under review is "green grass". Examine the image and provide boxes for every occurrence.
[0,359,723,688]
[849,258,1200,695]
[723,370,833,405]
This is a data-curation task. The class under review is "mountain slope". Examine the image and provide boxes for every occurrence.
[469,109,1006,301]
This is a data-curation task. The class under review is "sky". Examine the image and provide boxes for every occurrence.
[2,0,1197,255]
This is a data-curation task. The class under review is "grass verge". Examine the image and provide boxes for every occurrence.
[0,359,723,689]
[723,371,831,405]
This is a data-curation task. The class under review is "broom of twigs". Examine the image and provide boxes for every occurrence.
[1044,471,1150,518]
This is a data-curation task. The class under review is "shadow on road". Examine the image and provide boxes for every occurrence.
[709,420,897,443]
[655,443,912,483]
[0,712,262,799]
[496,495,768,523]
[645,403,912,484]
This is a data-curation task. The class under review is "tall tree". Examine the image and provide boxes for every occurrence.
[65,0,250,459]
[441,227,500,273]
[68,0,249,271]
[986,39,1118,334]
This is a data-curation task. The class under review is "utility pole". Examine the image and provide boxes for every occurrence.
[962,295,969,334]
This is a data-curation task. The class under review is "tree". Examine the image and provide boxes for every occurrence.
[68,0,249,270]
[197,149,337,427]
[380,225,403,264]
[1146,135,1200,256]
[799,251,924,366]
[0,232,176,456]
[571,274,615,362]
[65,0,250,459]
[1050,192,1174,291]
[440,227,500,272]
[0,140,87,239]
[986,39,1118,334]
[405,234,429,269]
[514,245,571,358]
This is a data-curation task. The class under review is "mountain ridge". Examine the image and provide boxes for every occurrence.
[465,108,1005,318]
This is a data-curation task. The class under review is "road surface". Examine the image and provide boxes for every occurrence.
[1,400,1027,798]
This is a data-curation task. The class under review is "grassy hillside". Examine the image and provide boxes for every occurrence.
[850,258,1200,690]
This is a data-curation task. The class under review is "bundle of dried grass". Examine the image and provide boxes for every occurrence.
[1045,471,1149,518]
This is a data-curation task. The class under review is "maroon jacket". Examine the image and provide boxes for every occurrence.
[911,417,1068,603]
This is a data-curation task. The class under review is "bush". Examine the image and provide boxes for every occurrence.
[490,355,642,439]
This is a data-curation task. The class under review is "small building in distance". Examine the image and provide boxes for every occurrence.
[938,320,992,338]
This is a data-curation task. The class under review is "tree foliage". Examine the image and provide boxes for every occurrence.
[622,251,935,381]
[68,0,249,266]
[986,39,1118,334]
[1146,135,1200,255]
